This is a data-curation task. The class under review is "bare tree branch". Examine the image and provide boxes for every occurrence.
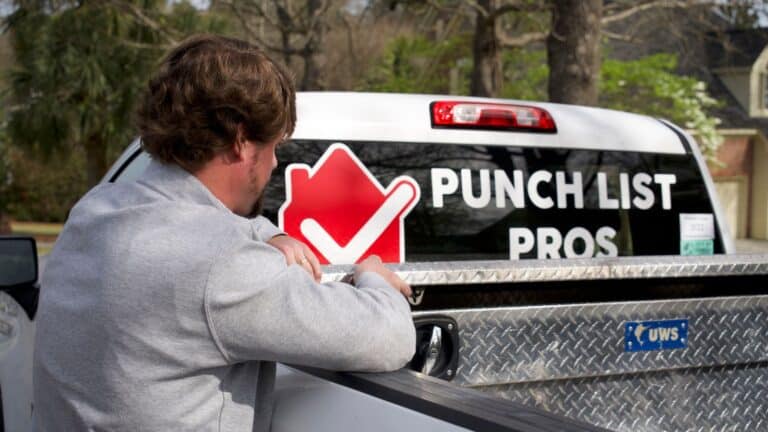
[117,39,172,50]
[223,0,282,30]
[601,0,702,25]
[272,0,296,32]
[498,30,547,48]
[489,2,549,21]
[222,2,266,42]
[602,29,635,42]
[425,0,481,18]
[218,1,307,56]
[305,0,331,38]
[490,0,716,49]
[463,0,489,17]
[338,11,358,72]
[104,0,178,45]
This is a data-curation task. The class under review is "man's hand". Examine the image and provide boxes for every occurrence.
[355,255,412,298]
[268,235,322,282]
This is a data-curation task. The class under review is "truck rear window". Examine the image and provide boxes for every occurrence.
[262,140,724,263]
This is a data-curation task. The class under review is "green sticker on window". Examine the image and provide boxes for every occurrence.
[681,239,713,256]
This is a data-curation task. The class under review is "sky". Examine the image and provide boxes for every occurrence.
[180,0,210,8]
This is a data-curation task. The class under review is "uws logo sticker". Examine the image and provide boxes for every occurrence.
[624,319,688,352]
[279,143,421,264]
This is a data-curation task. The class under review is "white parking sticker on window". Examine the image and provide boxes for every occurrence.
[680,213,714,255]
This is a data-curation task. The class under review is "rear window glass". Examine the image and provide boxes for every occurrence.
[114,140,723,263]
[261,140,723,263]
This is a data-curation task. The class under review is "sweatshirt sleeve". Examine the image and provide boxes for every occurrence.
[203,234,415,372]
[249,215,283,241]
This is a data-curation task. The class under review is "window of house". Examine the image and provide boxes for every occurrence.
[763,71,768,110]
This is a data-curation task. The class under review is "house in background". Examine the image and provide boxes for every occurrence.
[704,29,768,242]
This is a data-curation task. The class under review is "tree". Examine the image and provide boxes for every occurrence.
[497,50,723,162]
[415,0,548,98]
[547,0,602,105]
[362,33,471,94]
[216,0,333,90]
[470,0,502,97]
[0,132,11,233]
[499,47,547,100]
[3,1,226,187]
[717,0,766,29]
[459,0,722,104]
[600,54,722,162]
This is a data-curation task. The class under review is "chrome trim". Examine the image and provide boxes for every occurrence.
[321,254,768,285]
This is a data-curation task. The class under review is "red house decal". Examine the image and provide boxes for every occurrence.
[278,143,420,264]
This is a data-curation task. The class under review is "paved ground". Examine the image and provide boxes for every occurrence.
[735,239,768,254]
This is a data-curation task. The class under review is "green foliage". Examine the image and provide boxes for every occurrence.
[600,54,723,163]
[6,2,158,156]
[166,1,230,36]
[500,48,548,101]
[361,34,472,94]
[0,132,11,216]
[497,50,723,162]
[3,1,231,186]
[1,1,232,221]
[3,146,88,222]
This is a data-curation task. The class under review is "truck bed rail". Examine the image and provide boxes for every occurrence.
[291,366,609,432]
[321,254,768,285]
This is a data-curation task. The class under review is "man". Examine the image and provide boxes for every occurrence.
[33,35,415,431]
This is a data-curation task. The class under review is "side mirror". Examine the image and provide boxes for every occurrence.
[0,236,39,320]
[0,236,38,288]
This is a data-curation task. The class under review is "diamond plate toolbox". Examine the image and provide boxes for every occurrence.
[413,295,768,386]
[479,363,768,432]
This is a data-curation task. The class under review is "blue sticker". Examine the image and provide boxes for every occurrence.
[625,319,688,352]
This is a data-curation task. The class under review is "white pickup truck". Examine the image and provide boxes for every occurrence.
[2,92,768,432]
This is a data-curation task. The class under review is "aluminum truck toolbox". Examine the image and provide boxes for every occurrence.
[324,254,768,431]
[419,295,768,385]
[431,297,768,431]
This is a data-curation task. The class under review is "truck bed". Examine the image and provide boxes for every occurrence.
[322,254,768,431]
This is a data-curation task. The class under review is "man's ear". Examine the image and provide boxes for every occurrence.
[231,124,248,162]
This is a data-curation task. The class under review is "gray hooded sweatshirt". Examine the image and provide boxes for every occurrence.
[33,159,416,431]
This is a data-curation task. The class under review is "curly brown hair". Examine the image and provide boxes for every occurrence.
[136,34,296,172]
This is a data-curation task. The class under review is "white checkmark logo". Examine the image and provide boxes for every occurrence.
[300,181,418,264]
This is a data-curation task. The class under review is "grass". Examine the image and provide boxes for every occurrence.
[10,221,64,236]
[9,221,63,256]
[35,243,54,256]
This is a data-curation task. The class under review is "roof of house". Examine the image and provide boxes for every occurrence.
[701,28,768,134]
[607,13,768,136]
[706,28,768,69]
[707,72,768,132]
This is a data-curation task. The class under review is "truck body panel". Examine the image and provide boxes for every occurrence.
[320,255,768,431]
[293,93,686,155]
[4,92,765,431]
